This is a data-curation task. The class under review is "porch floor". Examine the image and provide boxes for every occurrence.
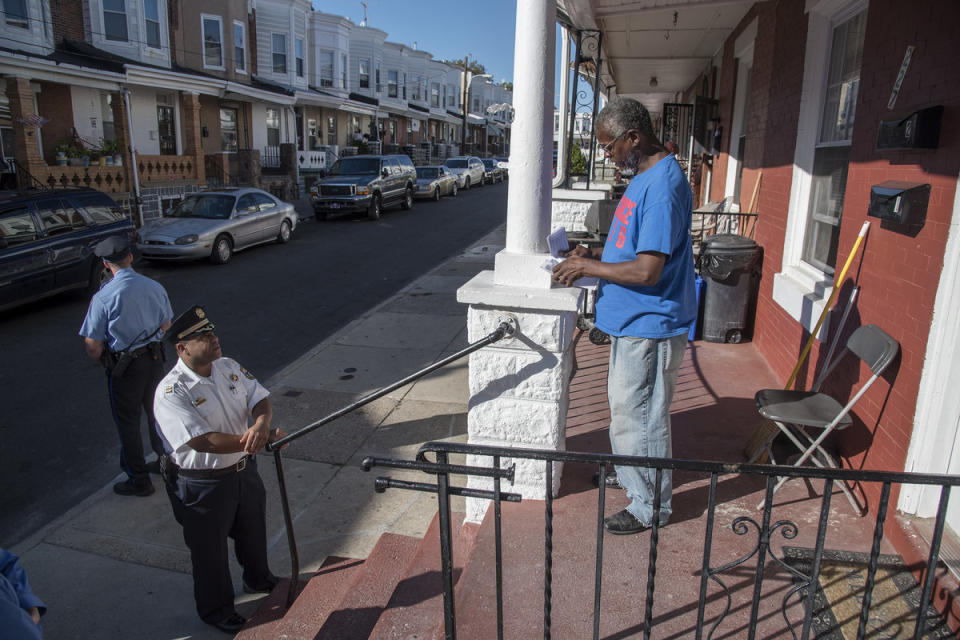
[449,334,913,639]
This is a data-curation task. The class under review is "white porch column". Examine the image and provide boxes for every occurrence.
[457,0,583,523]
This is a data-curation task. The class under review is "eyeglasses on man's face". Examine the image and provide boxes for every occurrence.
[600,131,626,156]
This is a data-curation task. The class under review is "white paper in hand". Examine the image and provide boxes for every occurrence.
[547,227,569,258]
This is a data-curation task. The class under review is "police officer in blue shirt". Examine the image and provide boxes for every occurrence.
[80,236,173,497]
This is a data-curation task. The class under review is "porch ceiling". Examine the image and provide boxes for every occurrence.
[558,0,752,114]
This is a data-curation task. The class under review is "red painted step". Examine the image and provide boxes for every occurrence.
[313,533,421,639]
[236,555,364,640]
[369,512,479,640]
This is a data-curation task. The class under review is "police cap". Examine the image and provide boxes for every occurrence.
[94,236,133,263]
[167,305,216,343]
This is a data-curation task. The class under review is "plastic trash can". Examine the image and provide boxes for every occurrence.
[699,234,761,343]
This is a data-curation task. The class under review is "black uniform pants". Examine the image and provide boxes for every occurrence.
[165,459,273,624]
[106,348,165,482]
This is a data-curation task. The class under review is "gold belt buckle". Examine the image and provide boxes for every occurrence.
[237,457,247,472]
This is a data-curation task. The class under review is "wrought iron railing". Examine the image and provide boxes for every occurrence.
[10,158,46,190]
[364,441,960,640]
[264,320,517,609]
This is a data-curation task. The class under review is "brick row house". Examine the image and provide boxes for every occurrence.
[555,0,960,625]
[0,0,512,221]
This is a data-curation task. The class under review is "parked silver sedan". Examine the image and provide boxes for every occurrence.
[137,188,297,265]
[414,166,459,200]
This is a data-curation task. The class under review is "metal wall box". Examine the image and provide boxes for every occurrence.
[876,105,943,149]
[868,181,930,225]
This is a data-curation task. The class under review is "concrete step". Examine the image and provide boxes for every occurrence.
[369,512,478,640]
[313,533,421,639]
[236,555,365,640]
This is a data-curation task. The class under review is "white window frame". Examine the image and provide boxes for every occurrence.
[319,50,334,87]
[295,37,305,78]
[431,82,440,108]
[773,0,868,336]
[272,33,287,74]
[103,0,129,42]
[359,58,370,89]
[142,0,162,50]
[3,0,29,28]
[233,20,246,74]
[201,14,224,70]
[387,70,398,98]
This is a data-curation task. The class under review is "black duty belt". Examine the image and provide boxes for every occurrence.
[176,456,249,479]
[127,342,161,358]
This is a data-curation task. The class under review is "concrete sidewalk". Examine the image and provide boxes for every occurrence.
[13,223,506,640]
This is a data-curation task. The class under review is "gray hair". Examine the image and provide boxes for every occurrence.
[595,97,655,139]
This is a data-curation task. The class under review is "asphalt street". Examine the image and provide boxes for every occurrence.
[0,182,507,547]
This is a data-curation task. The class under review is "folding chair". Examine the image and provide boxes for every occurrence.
[750,324,899,514]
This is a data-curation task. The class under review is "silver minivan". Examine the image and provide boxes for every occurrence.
[443,156,486,190]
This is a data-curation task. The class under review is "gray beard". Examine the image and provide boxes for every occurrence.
[617,150,642,173]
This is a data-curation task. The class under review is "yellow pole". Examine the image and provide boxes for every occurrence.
[784,220,870,389]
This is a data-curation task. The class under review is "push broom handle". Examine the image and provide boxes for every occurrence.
[783,220,870,390]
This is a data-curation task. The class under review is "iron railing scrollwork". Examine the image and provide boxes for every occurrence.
[566,29,603,189]
[365,442,960,640]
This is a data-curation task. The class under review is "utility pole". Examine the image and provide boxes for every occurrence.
[461,55,469,152]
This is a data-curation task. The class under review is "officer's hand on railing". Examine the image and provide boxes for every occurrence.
[268,428,289,450]
[240,422,271,454]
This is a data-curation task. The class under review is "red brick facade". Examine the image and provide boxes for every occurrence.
[708,0,960,626]
[49,0,84,43]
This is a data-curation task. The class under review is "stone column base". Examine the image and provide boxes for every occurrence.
[458,270,583,523]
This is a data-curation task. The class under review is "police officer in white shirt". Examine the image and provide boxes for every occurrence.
[153,306,286,634]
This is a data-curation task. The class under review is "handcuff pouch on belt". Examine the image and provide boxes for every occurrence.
[160,454,178,485]
[101,341,166,377]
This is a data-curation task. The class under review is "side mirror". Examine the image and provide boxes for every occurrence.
[382,168,390,178]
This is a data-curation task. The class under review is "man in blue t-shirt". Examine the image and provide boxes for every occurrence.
[553,97,696,535]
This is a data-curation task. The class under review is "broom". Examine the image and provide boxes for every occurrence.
[742,220,871,462]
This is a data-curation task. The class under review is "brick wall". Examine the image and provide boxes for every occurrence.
[721,0,959,516]
[36,83,73,162]
[50,0,84,43]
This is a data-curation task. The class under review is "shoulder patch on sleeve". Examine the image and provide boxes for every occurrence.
[240,367,255,380]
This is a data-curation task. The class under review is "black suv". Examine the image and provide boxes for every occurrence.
[310,154,417,220]
[0,188,135,312]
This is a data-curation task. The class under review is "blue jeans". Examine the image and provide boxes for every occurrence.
[607,333,687,526]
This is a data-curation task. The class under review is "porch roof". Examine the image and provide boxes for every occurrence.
[557,0,753,115]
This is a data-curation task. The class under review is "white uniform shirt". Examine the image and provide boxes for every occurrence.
[154,357,270,470]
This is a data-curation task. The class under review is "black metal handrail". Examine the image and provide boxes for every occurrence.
[264,320,516,608]
[363,440,960,640]
[11,159,48,190]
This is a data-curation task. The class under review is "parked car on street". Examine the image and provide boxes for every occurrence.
[443,156,486,190]
[136,188,296,265]
[482,158,505,184]
[496,157,509,179]
[0,188,135,312]
[311,154,416,220]
[414,166,459,200]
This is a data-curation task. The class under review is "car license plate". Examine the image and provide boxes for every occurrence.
[329,203,340,209]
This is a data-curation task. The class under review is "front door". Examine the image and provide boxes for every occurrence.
[157,106,176,155]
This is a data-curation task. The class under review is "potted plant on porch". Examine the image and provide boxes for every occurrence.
[54,143,70,166]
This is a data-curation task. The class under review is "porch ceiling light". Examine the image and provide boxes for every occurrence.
[649,76,658,88]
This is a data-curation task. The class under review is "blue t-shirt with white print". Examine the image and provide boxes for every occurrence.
[594,154,696,338]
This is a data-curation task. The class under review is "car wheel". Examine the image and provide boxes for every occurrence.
[277,219,292,244]
[401,187,413,210]
[464,176,471,190]
[451,182,458,197]
[367,193,382,220]
[433,186,441,202]
[210,234,233,264]
[88,259,111,294]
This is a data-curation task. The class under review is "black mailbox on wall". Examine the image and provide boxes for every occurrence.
[876,105,943,150]
[868,181,930,225]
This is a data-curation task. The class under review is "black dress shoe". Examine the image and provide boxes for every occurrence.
[210,612,246,633]
[113,478,155,497]
[603,508,649,535]
[592,471,624,489]
[242,574,279,594]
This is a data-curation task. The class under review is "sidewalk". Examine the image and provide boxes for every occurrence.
[12,223,506,640]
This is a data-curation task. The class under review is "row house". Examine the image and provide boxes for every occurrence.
[0,1,513,219]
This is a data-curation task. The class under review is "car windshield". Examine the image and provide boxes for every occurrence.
[416,168,439,179]
[329,157,380,175]
[168,195,235,219]
[445,159,467,168]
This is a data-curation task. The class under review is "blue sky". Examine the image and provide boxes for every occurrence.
[313,1,519,85]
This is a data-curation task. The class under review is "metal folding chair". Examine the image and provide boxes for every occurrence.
[751,324,900,514]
